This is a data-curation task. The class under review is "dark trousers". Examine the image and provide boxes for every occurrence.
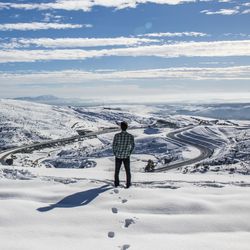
[114,157,131,187]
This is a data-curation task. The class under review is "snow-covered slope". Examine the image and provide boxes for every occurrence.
[0,99,85,149]
[0,100,155,149]
[178,125,250,175]
[1,100,203,151]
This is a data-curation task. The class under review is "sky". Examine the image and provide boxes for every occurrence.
[0,0,250,103]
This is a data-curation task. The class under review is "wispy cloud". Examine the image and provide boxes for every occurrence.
[0,40,249,63]
[218,0,232,2]
[1,66,249,85]
[242,9,250,14]
[0,37,159,49]
[0,0,196,12]
[201,2,250,16]
[201,8,239,15]
[223,33,250,38]
[140,32,207,37]
[0,22,91,31]
[42,13,63,22]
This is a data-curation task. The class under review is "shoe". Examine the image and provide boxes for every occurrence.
[125,184,130,189]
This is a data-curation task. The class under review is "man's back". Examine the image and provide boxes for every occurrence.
[112,131,135,159]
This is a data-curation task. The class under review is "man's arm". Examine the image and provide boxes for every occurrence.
[112,134,118,155]
[130,135,135,154]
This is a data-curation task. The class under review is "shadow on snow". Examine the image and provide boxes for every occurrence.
[37,184,112,212]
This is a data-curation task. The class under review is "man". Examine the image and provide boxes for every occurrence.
[112,121,135,188]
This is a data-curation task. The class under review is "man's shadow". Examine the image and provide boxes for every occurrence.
[37,184,112,212]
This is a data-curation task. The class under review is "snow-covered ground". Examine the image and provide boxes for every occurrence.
[1,99,250,250]
[1,162,250,250]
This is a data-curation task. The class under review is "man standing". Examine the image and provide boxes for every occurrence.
[112,121,135,188]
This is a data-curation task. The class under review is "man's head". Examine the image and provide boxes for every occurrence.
[120,121,128,131]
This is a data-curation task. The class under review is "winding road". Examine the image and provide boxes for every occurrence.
[0,128,119,165]
[0,125,225,171]
[154,127,214,172]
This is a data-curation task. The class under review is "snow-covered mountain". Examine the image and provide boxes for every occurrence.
[12,96,250,120]
[0,100,74,149]
[0,99,161,149]
[2,99,250,152]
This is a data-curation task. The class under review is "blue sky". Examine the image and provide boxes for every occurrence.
[0,0,249,102]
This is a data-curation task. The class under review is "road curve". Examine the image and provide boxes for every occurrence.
[154,127,214,172]
[1,125,215,171]
[0,128,120,165]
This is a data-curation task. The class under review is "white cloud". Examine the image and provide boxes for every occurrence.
[0,0,196,12]
[242,9,250,14]
[240,2,250,14]
[42,13,63,22]
[201,8,239,15]
[0,66,249,85]
[1,37,159,49]
[0,22,90,31]
[0,40,249,63]
[140,32,207,37]
[223,33,250,38]
[242,3,250,7]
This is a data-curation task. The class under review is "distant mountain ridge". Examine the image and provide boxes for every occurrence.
[9,96,250,120]
[13,95,94,106]
[15,95,60,101]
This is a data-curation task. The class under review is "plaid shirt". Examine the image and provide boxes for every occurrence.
[112,131,135,159]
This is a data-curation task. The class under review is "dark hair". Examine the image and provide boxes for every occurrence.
[120,121,128,131]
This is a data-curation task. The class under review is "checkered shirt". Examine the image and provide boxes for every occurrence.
[112,131,135,159]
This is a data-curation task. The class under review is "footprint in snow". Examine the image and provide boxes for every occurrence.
[121,199,127,204]
[120,244,130,250]
[114,189,119,194]
[112,207,118,214]
[108,231,115,238]
[124,218,135,228]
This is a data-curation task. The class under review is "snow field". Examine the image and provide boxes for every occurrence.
[0,173,250,250]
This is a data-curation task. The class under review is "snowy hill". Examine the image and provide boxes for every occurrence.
[0,99,85,149]
[0,100,160,149]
